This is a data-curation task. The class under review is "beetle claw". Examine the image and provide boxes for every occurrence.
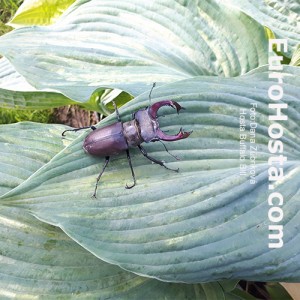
[156,127,192,142]
[148,100,184,118]
[125,182,135,189]
[147,100,192,142]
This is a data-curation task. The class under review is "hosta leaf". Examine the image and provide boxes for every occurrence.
[290,45,300,67]
[0,124,238,300]
[1,206,238,299]
[222,0,300,57]
[8,0,76,28]
[0,0,269,102]
[1,67,299,283]
[85,88,133,116]
[0,88,76,110]
[0,57,76,109]
[0,57,35,92]
[0,58,129,115]
[0,122,72,196]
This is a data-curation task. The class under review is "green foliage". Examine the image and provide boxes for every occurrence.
[0,107,52,124]
[3,72,299,284]
[8,0,76,27]
[0,0,23,22]
[265,283,293,300]
[0,122,242,298]
[0,0,270,102]
[0,0,53,123]
[0,0,299,298]
[0,0,23,32]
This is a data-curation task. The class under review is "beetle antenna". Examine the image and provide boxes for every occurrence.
[149,82,156,105]
[62,126,96,137]
[158,140,180,161]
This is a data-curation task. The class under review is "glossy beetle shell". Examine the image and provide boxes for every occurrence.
[83,122,128,156]
[135,109,158,142]
[83,100,192,157]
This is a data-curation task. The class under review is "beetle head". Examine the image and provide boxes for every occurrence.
[148,100,192,142]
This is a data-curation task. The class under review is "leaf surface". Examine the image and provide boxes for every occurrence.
[0,123,238,299]
[0,58,129,114]
[290,45,300,67]
[8,0,76,27]
[0,0,269,102]
[1,68,299,283]
[0,122,72,196]
[1,206,237,299]
[222,0,300,57]
[0,58,76,109]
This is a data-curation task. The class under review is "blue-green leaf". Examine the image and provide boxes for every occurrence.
[222,0,300,58]
[0,123,239,299]
[1,67,299,283]
[0,0,269,102]
[1,206,237,299]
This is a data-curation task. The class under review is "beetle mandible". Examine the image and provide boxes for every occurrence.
[62,84,192,197]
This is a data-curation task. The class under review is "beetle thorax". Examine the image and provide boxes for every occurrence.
[122,119,143,147]
[134,109,158,143]
[122,108,158,146]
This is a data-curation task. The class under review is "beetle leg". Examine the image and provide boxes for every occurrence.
[92,156,110,198]
[112,101,121,122]
[62,126,96,137]
[138,145,179,172]
[125,150,136,189]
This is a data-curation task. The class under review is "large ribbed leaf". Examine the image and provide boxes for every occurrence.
[0,122,239,299]
[0,0,269,102]
[0,57,131,114]
[0,207,240,299]
[1,68,299,283]
[0,122,72,196]
[222,0,300,57]
[0,58,35,91]
[0,57,76,109]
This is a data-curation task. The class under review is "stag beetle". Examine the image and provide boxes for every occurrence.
[62,84,192,197]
